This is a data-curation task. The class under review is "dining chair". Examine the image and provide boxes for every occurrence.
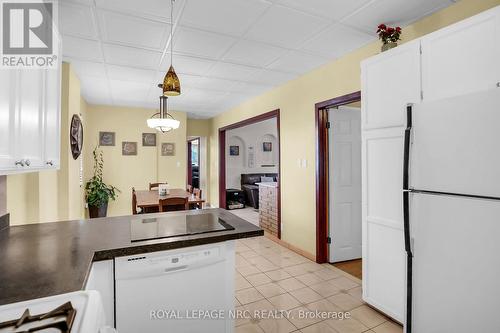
[186,184,193,193]
[149,182,167,191]
[159,197,189,212]
[132,187,140,215]
[190,188,203,210]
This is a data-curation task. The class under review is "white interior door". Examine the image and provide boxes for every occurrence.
[329,106,362,263]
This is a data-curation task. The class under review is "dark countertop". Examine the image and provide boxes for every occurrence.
[0,208,263,306]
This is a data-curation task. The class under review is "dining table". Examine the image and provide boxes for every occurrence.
[135,188,205,209]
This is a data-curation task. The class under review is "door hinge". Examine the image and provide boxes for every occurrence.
[326,122,331,129]
[327,237,332,244]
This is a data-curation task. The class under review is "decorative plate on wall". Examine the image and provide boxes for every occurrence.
[70,114,83,160]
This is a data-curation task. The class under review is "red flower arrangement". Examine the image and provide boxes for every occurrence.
[377,24,402,44]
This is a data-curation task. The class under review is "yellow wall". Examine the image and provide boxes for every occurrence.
[84,105,187,217]
[208,0,500,257]
[7,63,87,225]
[187,119,211,137]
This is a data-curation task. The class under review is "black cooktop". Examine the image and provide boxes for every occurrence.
[130,211,235,242]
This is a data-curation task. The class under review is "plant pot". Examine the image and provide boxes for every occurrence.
[88,202,108,218]
[381,42,397,52]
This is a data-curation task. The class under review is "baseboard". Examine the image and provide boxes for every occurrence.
[264,232,316,262]
[0,213,9,232]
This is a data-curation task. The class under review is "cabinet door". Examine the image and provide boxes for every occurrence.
[17,69,45,169]
[422,7,500,101]
[361,40,421,130]
[0,70,18,172]
[43,63,61,169]
[361,127,405,322]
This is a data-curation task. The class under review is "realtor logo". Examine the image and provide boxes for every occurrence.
[1,0,59,68]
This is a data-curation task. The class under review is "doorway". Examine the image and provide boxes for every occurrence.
[315,92,361,264]
[218,110,281,238]
[187,137,200,189]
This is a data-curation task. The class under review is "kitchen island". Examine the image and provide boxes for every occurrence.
[0,208,262,306]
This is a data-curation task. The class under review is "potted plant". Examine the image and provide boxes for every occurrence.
[85,146,119,218]
[377,24,402,52]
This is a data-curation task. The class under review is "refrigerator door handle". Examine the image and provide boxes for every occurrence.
[403,104,413,191]
[403,190,413,333]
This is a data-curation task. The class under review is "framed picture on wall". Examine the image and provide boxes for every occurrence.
[122,142,137,156]
[229,145,239,156]
[162,142,175,156]
[99,131,115,146]
[263,142,272,152]
[142,133,156,146]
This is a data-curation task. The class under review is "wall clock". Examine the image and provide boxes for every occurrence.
[70,114,83,160]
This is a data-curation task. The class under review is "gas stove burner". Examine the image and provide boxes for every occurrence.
[0,301,76,332]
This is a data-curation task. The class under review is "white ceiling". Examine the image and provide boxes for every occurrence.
[61,0,455,119]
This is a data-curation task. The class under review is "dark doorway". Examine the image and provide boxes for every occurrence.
[187,137,200,189]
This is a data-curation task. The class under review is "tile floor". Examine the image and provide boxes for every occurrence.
[230,207,260,226]
[234,236,403,333]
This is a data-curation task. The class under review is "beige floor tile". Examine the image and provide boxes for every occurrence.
[295,273,324,285]
[329,277,359,291]
[327,293,364,311]
[289,287,323,305]
[265,269,292,281]
[372,321,403,333]
[256,282,287,298]
[313,268,342,281]
[236,298,242,306]
[236,305,252,327]
[347,286,362,300]
[237,255,252,268]
[236,287,265,305]
[326,317,369,333]
[300,321,338,333]
[350,305,387,328]
[236,322,265,333]
[247,273,273,286]
[277,277,306,292]
[239,265,262,276]
[309,281,341,297]
[287,306,323,329]
[267,293,302,311]
[284,262,323,276]
[258,318,297,333]
[244,299,276,316]
[305,299,342,313]
[255,261,280,272]
[240,250,261,259]
[236,276,253,291]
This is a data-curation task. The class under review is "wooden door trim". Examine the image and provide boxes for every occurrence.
[218,109,281,238]
[315,91,361,263]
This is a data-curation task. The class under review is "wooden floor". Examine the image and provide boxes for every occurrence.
[333,259,362,279]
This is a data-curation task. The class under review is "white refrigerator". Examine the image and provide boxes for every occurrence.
[403,89,500,333]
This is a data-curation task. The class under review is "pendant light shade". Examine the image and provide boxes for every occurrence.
[147,96,180,133]
[162,0,181,96]
[162,65,181,96]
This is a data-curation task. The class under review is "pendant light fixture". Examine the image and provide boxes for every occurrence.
[147,95,180,133]
[162,0,181,96]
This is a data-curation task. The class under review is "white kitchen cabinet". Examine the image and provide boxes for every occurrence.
[422,6,500,101]
[85,260,114,327]
[0,64,61,174]
[361,40,421,130]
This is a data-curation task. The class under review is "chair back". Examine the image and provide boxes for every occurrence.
[159,197,189,212]
[193,188,202,199]
[132,187,138,215]
[149,182,167,190]
[186,184,193,193]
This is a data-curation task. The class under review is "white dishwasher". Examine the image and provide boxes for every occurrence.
[115,241,235,333]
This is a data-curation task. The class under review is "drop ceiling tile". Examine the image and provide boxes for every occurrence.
[277,0,372,21]
[62,35,103,61]
[249,69,296,86]
[236,83,272,96]
[173,27,236,59]
[302,23,374,58]
[179,76,245,93]
[97,10,170,51]
[160,54,216,76]
[267,51,328,74]
[102,43,162,69]
[66,59,107,79]
[60,2,97,39]
[95,0,180,22]
[244,5,330,48]
[207,62,257,81]
[79,76,112,105]
[109,80,151,103]
[345,0,453,33]
[181,0,271,37]
[106,65,157,83]
[222,40,287,67]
